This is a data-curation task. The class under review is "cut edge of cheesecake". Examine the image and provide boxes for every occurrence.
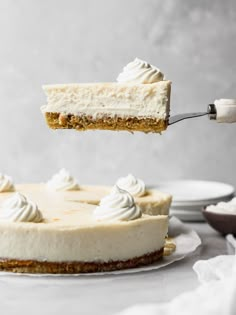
[41,81,171,133]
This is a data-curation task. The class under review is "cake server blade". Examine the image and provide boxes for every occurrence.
[168,111,209,125]
[169,101,236,125]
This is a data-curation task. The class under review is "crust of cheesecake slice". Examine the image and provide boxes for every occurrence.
[0,248,164,274]
[44,112,168,133]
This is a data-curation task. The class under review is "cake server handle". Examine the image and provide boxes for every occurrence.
[169,100,236,125]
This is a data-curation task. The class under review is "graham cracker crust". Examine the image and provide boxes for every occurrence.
[0,248,164,274]
[44,112,168,133]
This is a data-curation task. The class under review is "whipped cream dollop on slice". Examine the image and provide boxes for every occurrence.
[94,185,142,221]
[0,173,15,192]
[214,99,236,123]
[117,58,164,84]
[116,174,146,197]
[47,168,79,191]
[0,193,43,223]
[206,197,236,215]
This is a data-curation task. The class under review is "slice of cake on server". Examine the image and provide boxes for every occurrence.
[41,58,171,133]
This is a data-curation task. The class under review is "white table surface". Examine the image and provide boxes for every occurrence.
[0,223,229,315]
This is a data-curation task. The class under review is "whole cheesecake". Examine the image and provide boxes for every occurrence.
[0,187,168,274]
[41,58,171,133]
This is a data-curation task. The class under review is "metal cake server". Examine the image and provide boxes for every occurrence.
[169,104,216,125]
[169,102,236,125]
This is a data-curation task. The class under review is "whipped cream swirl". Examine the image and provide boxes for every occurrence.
[47,168,79,191]
[94,185,142,221]
[116,174,146,197]
[117,58,164,84]
[0,173,15,192]
[0,193,43,222]
[206,197,236,214]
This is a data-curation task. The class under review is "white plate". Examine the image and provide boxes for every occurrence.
[171,204,204,211]
[172,194,234,207]
[170,209,205,222]
[171,197,233,211]
[155,180,235,203]
[0,217,201,277]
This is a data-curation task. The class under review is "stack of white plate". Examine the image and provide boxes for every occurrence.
[154,180,235,222]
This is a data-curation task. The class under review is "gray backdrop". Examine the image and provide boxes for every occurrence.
[0,0,235,187]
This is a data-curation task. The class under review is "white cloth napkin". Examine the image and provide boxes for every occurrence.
[117,235,236,315]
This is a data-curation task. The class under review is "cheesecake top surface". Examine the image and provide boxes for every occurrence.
[42,80,171,90]
[11,183,172,206]
[0,186,167,229]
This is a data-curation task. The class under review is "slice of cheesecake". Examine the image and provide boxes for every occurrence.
[41,59,171,133]
[42,81,171,133]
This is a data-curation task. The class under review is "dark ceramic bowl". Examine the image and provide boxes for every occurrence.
[202,207,236,236]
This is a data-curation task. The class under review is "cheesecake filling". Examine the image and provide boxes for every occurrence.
[0,173,15,193]
[41,58,170,121]
[47,168,79,191]
[42,81,170,120]
[0,193,43,223]
[0,214,168,263]
[94,185,142,221]
[116,174,146,197]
